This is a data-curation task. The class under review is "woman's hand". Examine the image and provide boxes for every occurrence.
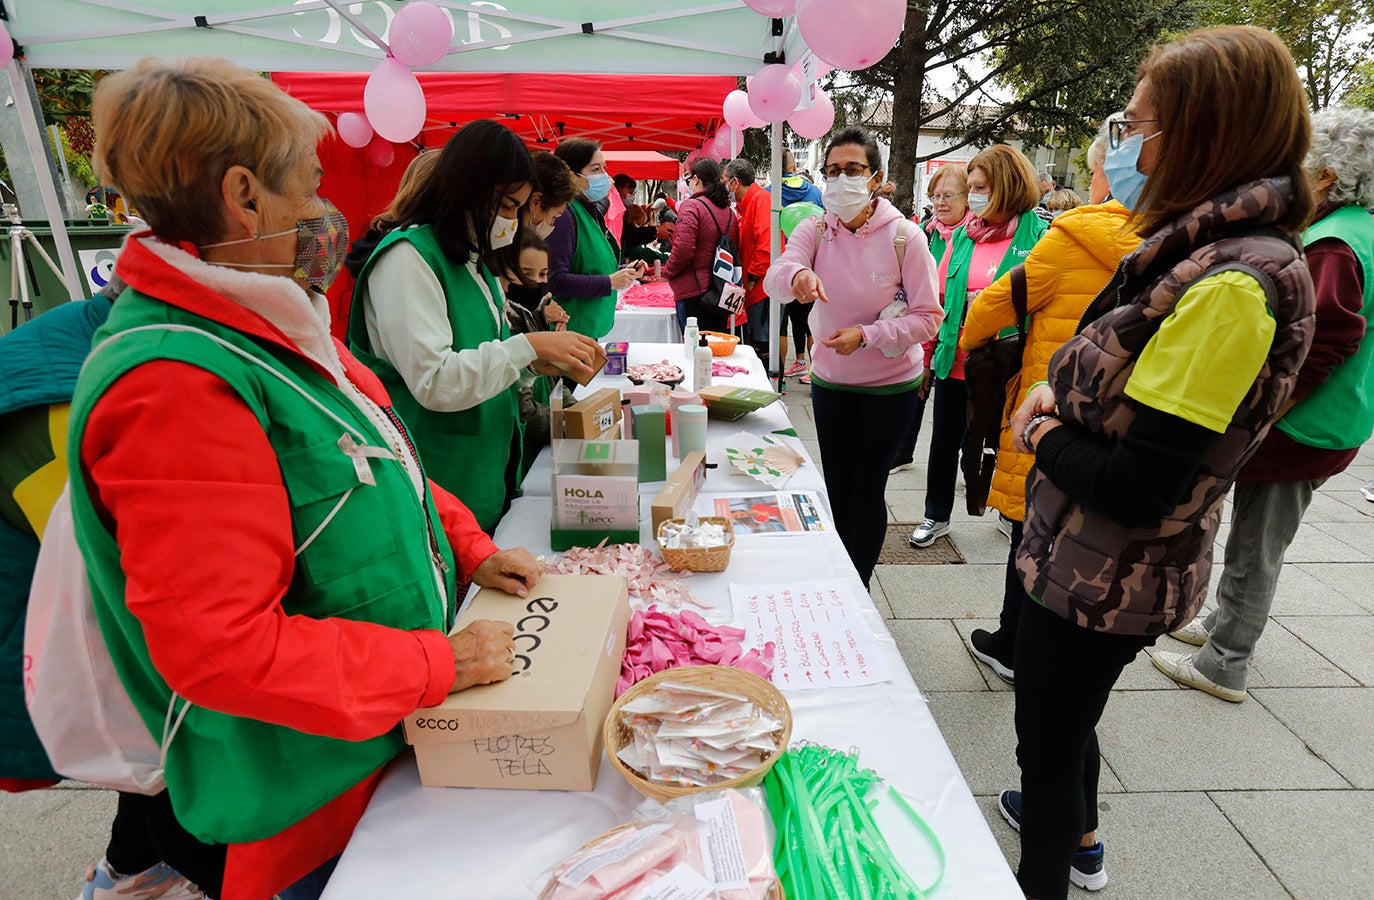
[472,547,545,597]
[543,300,570,330]
[917,369,934,400]
[610,266,639,291]
[822,327,865,356]
[525,331,603,379]
[1011,383,1059,453]
[791,269,829,304]
[448,619,516,693]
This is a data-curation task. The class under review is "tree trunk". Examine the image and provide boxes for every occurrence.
[886,6,929,218]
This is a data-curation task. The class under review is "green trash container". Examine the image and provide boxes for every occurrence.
[0,218,130,335]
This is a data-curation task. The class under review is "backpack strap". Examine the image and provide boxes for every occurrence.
[893,219,911,277]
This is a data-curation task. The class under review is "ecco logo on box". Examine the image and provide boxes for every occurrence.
[412,717,460,731]
[513,596,558,674]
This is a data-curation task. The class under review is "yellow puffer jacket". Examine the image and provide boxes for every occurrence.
[959,201,1142,521]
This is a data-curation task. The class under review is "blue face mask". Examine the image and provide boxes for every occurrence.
[1103,130,1160,211]
[583,172,612,202]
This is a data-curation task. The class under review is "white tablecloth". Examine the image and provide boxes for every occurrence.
[320,345,1021,900]
[604,306,682,344]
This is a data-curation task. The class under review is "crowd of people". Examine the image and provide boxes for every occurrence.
[0,22,1371,900]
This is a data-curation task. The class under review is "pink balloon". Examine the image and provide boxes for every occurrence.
[743,0,798,14]
[723,90,753,129]
[788,89,835,139]
[0,23,12,68]
[337,112,373,149]
[792,58,835,84]
[365,58,426,143]
[388,1,454,68]
[368,139,396,168]
[713,128,743,159]
[748,64,802,123]
[797,0,906,71]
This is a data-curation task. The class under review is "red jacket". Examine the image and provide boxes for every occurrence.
[735,183,772,310]
[84,237,500,900]
[664,193,739,303]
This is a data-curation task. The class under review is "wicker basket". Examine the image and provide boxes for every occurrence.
[604,664,793,803]
[702,330,741,356]
[656,516,735,572]
[542,822,785,899]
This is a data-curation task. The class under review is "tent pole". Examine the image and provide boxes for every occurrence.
[768,122,782,392]
[2,61,82,302]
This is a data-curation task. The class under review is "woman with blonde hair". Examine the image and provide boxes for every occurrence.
[909,144,1047,549]
[79,57,545,900]
[1002,27,1315,897]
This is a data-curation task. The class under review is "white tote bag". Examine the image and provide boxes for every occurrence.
[23,483,187,794]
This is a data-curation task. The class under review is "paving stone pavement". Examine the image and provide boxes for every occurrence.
[2,380,1369,899]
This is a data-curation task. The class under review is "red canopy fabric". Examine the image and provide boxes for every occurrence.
[273,72,731,151]
[602,151,682,180]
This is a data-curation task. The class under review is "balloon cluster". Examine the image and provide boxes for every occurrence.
[703,0,905,158]
[336,2,454,165]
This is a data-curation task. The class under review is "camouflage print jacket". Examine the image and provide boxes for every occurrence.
[1016,177,1316,636]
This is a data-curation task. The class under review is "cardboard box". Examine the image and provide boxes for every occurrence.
[563,387,623,440]
[403,574,631,791]
[551,342,608,386]
[697,385,782,421]
[650,450,707,532]
[550,439,641,549]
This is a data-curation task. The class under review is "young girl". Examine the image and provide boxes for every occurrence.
[505,229,571,470]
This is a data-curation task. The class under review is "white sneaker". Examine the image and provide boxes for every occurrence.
[889,460,916,475]
[1150,650,1246,702]
[1362,480,1374,502]
[1169,617,1210,647]
[908,519,950,548]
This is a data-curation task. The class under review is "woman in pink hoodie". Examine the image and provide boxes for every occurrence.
[763,127,944,588]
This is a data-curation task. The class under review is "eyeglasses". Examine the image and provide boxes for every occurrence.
[822,164,871,182]
[1109,117,1161,149]
[931,192,965,202]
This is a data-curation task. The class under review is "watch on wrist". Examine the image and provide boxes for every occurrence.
[1022,413,1056,451]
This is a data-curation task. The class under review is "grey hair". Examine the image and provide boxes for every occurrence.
[1086,111,1124,174]
[1307,105,1374,210]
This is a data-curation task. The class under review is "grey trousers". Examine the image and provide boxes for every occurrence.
[1194,478,1325,690]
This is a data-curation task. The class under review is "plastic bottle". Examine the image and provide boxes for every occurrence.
[683,316,699,359]
[693,335,713,393]
[677,404,708,458]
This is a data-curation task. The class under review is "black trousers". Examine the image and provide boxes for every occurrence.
[1013,599,1153,898]
[922,376,969,522]
[782,298,811,348]
[811,381,920,589]
[681,293,730,333]
[1000,520,1025,635]
[891,392,929,466]
[107,791,226,897]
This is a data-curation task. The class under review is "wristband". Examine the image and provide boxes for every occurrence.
[1029,380,1049,392]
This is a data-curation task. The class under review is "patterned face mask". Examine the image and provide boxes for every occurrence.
[200,199,350,292]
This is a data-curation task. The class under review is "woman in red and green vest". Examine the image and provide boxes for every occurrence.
[349,121,602,531]
[908,145,1046,550]
[547,138,644,339]
[77,58,546,900]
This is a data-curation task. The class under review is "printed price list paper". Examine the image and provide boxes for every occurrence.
[729,579,891,691]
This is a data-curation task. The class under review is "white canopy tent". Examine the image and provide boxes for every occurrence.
[5,0,816,377]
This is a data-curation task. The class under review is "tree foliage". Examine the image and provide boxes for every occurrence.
[1201,0,1374,110]
[832,0,1199,214]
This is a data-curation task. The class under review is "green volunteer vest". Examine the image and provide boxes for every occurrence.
[68,288,458,844]
[558,199,620,339]
[1277,205,1374,450]
[932,210,1046,378]
[349,225,521,532]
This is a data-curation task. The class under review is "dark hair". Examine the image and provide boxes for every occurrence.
[392,119,533,265]
[724,158,756,186]
[612,173,636,193]
[530,150,576,209]
[1133,26,1314,235]
[824,126,883,177]
[689,157,731,208]
[519,226,548,256]
[554,138,602,175]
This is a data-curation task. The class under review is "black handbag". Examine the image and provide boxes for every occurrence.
[961,264,1028,516]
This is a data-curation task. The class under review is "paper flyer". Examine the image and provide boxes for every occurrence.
[729,579,891,691]
[697,491,828,537]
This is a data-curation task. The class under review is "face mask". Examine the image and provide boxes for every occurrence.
[534,219,556,239]
[823,174,875,221]
[966,192,990,216]
[490,213,518,249]
[1104,131,1160,211]
[583,172,612,202]
[200,199,349,292]
[506,280,548,311]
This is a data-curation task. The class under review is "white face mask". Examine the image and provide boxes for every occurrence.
[967,191,990,216]
[490,214,518,249]
[823,174,875,221]
[534,219,556,239]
